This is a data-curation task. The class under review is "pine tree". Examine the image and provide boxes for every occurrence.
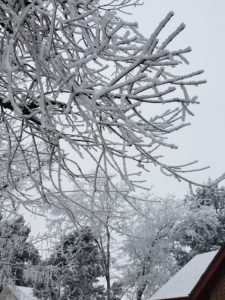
[33,227,105,300]
[0,215,40,290]
[173,182,225,266]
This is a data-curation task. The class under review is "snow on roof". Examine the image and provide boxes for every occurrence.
[150,250,218,300]
[11,286,39,300]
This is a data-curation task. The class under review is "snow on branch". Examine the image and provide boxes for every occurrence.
[0,0,209,204]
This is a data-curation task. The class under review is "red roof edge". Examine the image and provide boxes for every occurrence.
[190,244,225,300]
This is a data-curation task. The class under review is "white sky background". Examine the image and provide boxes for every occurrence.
[27,0,225,235]
[123,0,225,197]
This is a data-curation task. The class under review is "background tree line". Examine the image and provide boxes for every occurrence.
[0,182,225,300]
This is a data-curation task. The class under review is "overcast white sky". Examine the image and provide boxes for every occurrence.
[123,0,225,197]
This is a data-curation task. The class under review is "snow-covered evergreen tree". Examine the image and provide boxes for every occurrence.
[0,215,40,290]
[33,227,105,300]
[174,183,225,266]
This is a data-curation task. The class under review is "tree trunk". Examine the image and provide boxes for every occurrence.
[106,216,111,300]
[136,262,148,300]
[136,282,147,300]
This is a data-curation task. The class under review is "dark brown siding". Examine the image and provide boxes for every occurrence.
[210,273,225,300]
